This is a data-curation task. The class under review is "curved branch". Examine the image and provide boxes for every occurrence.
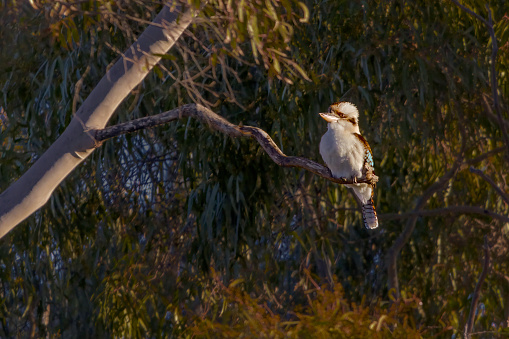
[384,140,506,299]
[385,161,461,298]
[94,103,379,186]
[469,167,509,206]
[449,0,489,26]
[465,146,506,166]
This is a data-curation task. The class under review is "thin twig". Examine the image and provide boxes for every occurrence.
[469,167,509,206]
[380,205,509,223]
[481,94,509,130]
[387,1,508,299]
[386,160,462,298]
[72,63,92,115]
[465,146,506,166]
[384,141,505,298]
[485,5,509,157]
[450,0,509,158]
[449,0,489,26]
[93,103,378,186]
[464,236,491,338]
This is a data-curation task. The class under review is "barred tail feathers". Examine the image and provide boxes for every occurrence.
[362,198,378,229]
[346,183,379,230]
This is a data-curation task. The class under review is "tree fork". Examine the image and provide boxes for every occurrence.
[0,3,194,236]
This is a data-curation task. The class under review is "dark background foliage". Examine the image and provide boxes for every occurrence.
[0,0,508,337]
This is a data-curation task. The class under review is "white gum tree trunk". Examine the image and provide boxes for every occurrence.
[0,3,193,237]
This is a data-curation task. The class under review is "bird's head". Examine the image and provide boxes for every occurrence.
[319,102,359,125]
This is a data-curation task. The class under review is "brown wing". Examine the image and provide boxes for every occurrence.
[354,133,374,169]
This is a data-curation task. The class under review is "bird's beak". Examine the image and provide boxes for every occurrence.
[319,113,339,123]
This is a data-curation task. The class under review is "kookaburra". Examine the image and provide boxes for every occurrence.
[319,102,378,229]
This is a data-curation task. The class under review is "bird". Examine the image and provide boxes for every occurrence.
[318,102,378,229]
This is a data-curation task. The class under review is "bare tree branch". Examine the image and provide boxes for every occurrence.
[386,161,462,298]
[469,167,509,206]
[449,0,489,26]
[482,94,509,131]
[384,141,506,299]
[450,0,509,158]
[387,2,508,298]
[94,103,379,186]
[380,206,509,223]
[465,146,506,166]
[465,236,491,338]
[0,3,194,237]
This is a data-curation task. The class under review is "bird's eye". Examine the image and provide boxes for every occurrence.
[327,107,332,113]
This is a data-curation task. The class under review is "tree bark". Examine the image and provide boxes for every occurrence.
[92,103,378,186]
[0,3,193,237]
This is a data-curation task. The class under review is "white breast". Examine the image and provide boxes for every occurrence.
[319,121,364,179]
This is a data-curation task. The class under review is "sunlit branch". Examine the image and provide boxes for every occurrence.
[93,103,378,186]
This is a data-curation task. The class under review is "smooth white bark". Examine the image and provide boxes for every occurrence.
[0,3,193,237]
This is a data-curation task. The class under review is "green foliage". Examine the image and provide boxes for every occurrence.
[200,0,311,84]
[0,0,508,337]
